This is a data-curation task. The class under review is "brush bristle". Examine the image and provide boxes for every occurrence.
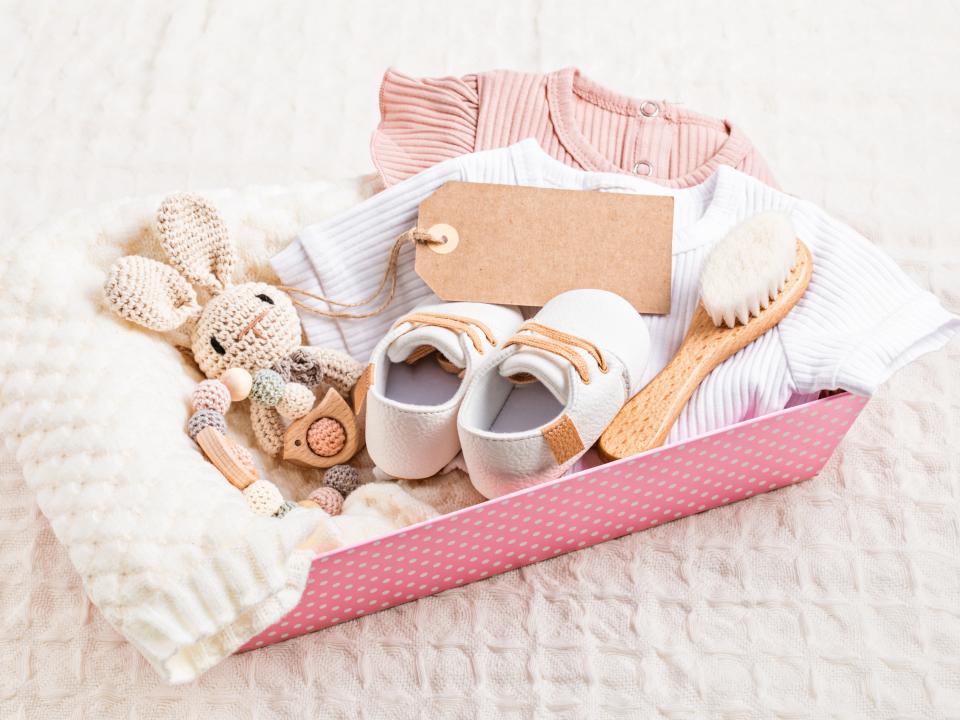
[699,212,796,328]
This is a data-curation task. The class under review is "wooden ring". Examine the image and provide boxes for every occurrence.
[282,387,366,468]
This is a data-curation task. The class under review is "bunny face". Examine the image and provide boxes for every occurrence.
[192,281,301,377]
[104,193,306,379]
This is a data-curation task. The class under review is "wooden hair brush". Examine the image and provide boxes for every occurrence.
[599,212,814,461]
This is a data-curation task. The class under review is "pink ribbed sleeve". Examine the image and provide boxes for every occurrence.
[371,69,480,187]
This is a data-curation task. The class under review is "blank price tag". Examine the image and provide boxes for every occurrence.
[414,182,674,313]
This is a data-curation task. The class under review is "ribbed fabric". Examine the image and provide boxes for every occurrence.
[372,67,778,190]
[273,140,958,444]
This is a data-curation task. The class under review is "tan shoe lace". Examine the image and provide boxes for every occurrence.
[502,322,608,384]
[393,312,498,354]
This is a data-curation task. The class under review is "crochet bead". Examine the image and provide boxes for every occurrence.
[220,367,253,402]
[306,417,346,457]
[187,409,226,439]
[272,349,326,388]
[323,464,361,497]
[276,382,315,420]
[274,500,298,518]
[308,486,343,516]
[232,443,257,475]
[191,379,231,414]
[250,369,285,407]
[243,480,284,516]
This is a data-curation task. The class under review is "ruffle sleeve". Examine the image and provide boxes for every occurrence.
[371,68,480,187]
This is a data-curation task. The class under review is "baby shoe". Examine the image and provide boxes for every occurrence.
[457,289,650,499]
[364,302,523,479]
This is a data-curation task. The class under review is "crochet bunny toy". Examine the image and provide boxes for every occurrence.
[103,193,365,459]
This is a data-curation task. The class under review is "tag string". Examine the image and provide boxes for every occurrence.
[279,227,443,320]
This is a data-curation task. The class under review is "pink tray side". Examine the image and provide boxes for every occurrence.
[240,391,868,652]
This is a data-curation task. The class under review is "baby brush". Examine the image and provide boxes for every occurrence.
[598,212,813,460]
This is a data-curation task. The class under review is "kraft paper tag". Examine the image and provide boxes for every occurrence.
[414,182,674,313]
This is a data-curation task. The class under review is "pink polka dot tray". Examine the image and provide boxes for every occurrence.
[239,391,867,651]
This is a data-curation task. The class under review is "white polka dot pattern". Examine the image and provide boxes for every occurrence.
[240,391,868,651]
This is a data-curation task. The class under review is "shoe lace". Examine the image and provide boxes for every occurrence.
[393,312,498,354]
[502,322,608,385]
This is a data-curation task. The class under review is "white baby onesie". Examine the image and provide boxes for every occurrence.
[272,140,958,444]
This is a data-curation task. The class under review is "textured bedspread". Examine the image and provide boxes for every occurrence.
[2,1,958,717]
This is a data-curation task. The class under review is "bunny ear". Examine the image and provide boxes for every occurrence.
[104,255,201,332]
[156,193,235,293]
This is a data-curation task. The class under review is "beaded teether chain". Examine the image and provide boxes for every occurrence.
[186,366,362,518]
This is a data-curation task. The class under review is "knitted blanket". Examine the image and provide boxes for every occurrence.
[0,180,385,683]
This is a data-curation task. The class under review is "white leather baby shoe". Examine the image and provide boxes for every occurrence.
[364,302,523,479]
[457,289,650,499]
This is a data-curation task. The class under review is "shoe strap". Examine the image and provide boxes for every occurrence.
[502,322,608,384]
[393,312,498,354]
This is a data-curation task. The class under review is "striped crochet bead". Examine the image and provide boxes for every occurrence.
[250,369,285,407]
[187,409,227,439]
[274,500,298,518]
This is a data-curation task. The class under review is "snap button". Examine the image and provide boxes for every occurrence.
[640,100,659,117]
[632,160,653,176]
[427,223,459,254]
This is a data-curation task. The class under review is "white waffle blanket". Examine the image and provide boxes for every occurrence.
[0,182,376,683]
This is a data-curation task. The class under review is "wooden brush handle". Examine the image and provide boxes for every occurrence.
[598,305,734,457]
[598,240,814,461]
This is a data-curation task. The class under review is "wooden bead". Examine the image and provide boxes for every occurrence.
[220,367,253,402]
[195,427,258,490]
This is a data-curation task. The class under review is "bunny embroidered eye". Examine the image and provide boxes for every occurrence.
[256,293,274,305]
[210,336,226,355]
